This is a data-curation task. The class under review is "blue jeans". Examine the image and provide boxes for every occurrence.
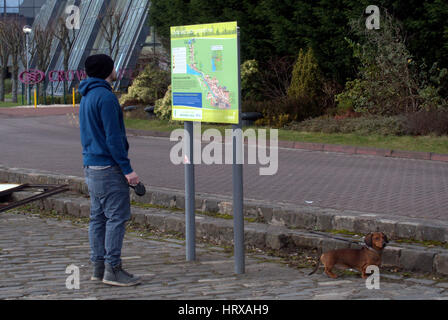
[84,165,130,267]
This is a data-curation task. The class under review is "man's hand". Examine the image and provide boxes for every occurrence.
[125,171,139,186]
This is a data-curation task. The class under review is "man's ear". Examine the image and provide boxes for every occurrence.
[364,233,373,247]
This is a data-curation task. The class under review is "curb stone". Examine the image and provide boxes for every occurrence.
[1,165,448,244]
[9,190,448,277]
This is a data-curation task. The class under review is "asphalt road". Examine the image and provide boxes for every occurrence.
[1,109,447,221]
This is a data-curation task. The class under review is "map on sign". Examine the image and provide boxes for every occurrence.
[171,22,239,124]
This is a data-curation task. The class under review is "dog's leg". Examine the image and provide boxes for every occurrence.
[321,254,338,278]
[324,266,338,279]
[361,265,370,279]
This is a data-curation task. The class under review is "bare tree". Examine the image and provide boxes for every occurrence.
[53,17,77,95]
[0,20,10,102]
[31,24,54,97]
[258,56,295,100]
[0,19,26,103]
[98,7,127,61]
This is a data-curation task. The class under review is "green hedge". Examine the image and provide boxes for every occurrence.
[287,111,448,136]
[287,115,407,136]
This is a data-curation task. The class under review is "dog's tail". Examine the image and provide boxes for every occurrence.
[308,248,322,276]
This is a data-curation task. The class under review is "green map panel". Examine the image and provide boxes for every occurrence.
[170,22,239,124]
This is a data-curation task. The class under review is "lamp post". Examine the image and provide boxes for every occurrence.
[22,25,32,105]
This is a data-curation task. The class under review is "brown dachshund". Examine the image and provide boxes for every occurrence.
[308,232,389,279]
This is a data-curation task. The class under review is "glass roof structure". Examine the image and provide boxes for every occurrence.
[1,0,46,24]
[22,0,151,95]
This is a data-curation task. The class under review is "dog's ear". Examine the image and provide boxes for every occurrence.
[364,233,373,247]
[382,232,389,243]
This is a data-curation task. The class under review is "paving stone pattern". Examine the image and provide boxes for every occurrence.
[1,211,447,300]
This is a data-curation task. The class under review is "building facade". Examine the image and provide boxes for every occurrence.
[1,0,46,24]
[3,0,159,96]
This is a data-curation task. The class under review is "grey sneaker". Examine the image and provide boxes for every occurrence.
[102,263,141,287]
[90,260,105,281]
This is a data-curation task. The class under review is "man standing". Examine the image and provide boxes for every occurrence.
[79,54,141,286]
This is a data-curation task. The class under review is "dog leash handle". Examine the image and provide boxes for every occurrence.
[129,182,146,196]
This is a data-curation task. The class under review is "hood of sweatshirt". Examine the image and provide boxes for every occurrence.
[78,77,112,97]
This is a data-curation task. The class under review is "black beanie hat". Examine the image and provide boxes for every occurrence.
[85,54,115,80]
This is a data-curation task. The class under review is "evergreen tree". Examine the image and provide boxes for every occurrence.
[287,47,323,100]
[149,0,448,84]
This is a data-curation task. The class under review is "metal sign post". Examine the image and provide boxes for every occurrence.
[184,120,196,261]
[233,27,245,274]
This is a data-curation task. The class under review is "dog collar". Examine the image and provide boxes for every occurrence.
[364,245,382,255]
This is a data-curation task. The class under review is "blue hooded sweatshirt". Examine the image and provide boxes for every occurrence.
[78,77,133,175]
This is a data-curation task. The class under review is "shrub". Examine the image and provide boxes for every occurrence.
[244,95,322,128]
[241,59,262,101]
[417,62,448,109]
[257,56,295,100]
[288,111,448,136]
[122,106,150,120]
[243,49,326,128]
[418,85,446,110]
[287,115,408,136]
[154,85,172,120]
[287,47,323,102]
[321,80,343,114]
[32,94,81,105]
[404,110,448,136]
[335,78,371,114]
[337,12,421,115]
[119,64,170,107]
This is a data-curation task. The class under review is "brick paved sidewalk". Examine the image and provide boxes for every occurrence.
[1,210,447,300]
